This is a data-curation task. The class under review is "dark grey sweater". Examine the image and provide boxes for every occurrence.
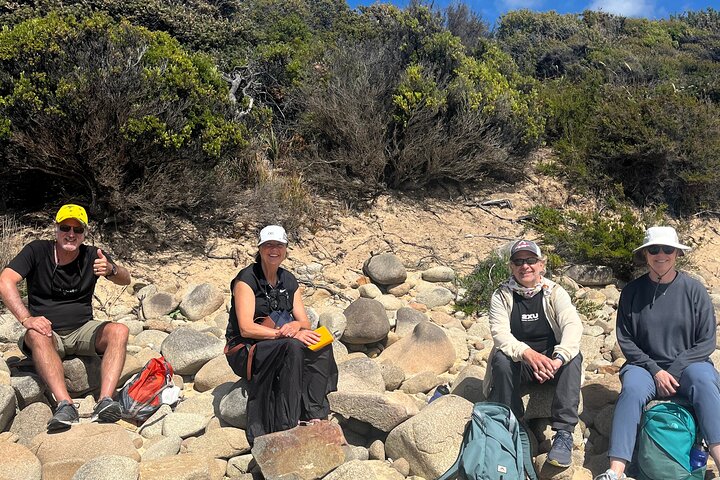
[616,272,716,379]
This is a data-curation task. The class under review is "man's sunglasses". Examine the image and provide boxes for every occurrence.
[511,257,540,266]
[646,245,676,255]
[58,225,85,234]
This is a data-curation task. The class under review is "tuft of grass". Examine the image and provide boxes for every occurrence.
[0,216,24,272]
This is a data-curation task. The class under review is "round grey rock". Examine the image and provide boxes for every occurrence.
[160,327,224,375]
[379,362,405,391]
[141,435,182,461]
[0,384,17,431]
[161,412,209,438]
[342,298,390,345]
[319,309,347,338]
[11,373,46,408]
[363,254,407,285]
[180,283,225,321]
[395,308,429,338]
[421,266,455,283]
[71,455,139,480]
[337,357,385,394]
[10,401,52,445]
[0,313,24,343]
[133,329,169,350]
[218,380,250,429]
[142,292,179,320]
[415,287,455,308]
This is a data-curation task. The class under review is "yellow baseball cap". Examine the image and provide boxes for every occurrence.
[55,204,88,226]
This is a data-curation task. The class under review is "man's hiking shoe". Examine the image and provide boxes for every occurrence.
[47,400,79,431]
[92,397,122,423]
[593,470,626,480]
[546,429,573,467]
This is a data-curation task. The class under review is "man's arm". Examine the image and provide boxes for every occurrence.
[0,267,52,336]
[93,249,131,286]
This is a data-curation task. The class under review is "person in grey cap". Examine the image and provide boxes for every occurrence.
[223,225,338,445]
[595,226,720,480]
[484,239,583,469]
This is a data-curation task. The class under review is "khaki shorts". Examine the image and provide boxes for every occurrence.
[18,320,108,359]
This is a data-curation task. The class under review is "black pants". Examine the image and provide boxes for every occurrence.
[227,338,338,445]
[488,350,582,432]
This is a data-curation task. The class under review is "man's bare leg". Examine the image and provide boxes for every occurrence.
[94,322,129,398]
[23,330,72,402]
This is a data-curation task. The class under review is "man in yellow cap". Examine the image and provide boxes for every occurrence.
[0,204,131,431]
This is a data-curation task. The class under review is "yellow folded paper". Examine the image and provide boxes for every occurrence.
[308,325,334,351]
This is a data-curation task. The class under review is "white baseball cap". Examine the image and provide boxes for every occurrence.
[258,225,288,246]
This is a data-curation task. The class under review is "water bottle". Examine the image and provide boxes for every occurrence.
[689,444,708,470]
[428,384,450,403]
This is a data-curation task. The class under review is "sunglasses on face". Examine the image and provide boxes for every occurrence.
[58,225,85,234]
[511,257,540,266]
[646,245,676,255]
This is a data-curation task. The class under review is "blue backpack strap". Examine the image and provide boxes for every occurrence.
[519,424,539,480]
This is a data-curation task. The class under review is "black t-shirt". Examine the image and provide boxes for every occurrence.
[225,262,298,344]
[7,240,111,332]
[509,291,557,354]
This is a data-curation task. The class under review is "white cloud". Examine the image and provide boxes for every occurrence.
[586,0,656,18]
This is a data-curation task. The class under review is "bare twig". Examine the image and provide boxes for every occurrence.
[297,279,354,302]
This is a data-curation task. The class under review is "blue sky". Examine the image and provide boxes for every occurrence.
[346,0,720,28]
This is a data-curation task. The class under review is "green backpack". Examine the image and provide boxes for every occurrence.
[636,402,706,480]
[438,402,538,480]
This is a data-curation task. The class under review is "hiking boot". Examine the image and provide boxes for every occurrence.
[47,400,79,431]
[593,469,627,480]
[92,396,122,423]
[546,429,573,467]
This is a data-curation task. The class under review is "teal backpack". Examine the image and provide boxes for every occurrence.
[438,402,538,480]
[636,402,706,480]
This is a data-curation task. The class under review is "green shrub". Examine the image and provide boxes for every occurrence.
[456,252,511,315]
[0,12,249,249]
[527,204,665,280]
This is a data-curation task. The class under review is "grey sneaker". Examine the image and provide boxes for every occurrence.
[594,470,627,480]
[92,396,122,423]
[546,429,573,467]
[47,400,79,431]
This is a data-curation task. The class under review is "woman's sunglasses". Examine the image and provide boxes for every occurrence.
[646,245,676,255]
[511,257,540,266]
[58,225,85,234]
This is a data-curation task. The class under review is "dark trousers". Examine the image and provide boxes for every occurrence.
[488,350,582,432]
[227,337,338,445]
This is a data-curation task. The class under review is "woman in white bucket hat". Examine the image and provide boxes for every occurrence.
[595,226,720,480]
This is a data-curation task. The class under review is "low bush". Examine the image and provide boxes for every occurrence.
[0,12,249,251]
[456,252,511,315]
[526,204,665,280]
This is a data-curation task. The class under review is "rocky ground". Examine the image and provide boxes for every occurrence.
[2,169,720,480]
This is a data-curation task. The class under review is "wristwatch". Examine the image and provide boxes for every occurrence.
[106,263,118,278]
[552,352,567,366]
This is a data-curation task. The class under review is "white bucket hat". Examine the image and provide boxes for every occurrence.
[632,226,690,262]
[258,225,288,246]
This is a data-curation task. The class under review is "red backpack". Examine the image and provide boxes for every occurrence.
[118,357,174,422]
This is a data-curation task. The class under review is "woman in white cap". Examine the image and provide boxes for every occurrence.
[595,226,720,480]
[224,225,337,445]
[485,239,584,469]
